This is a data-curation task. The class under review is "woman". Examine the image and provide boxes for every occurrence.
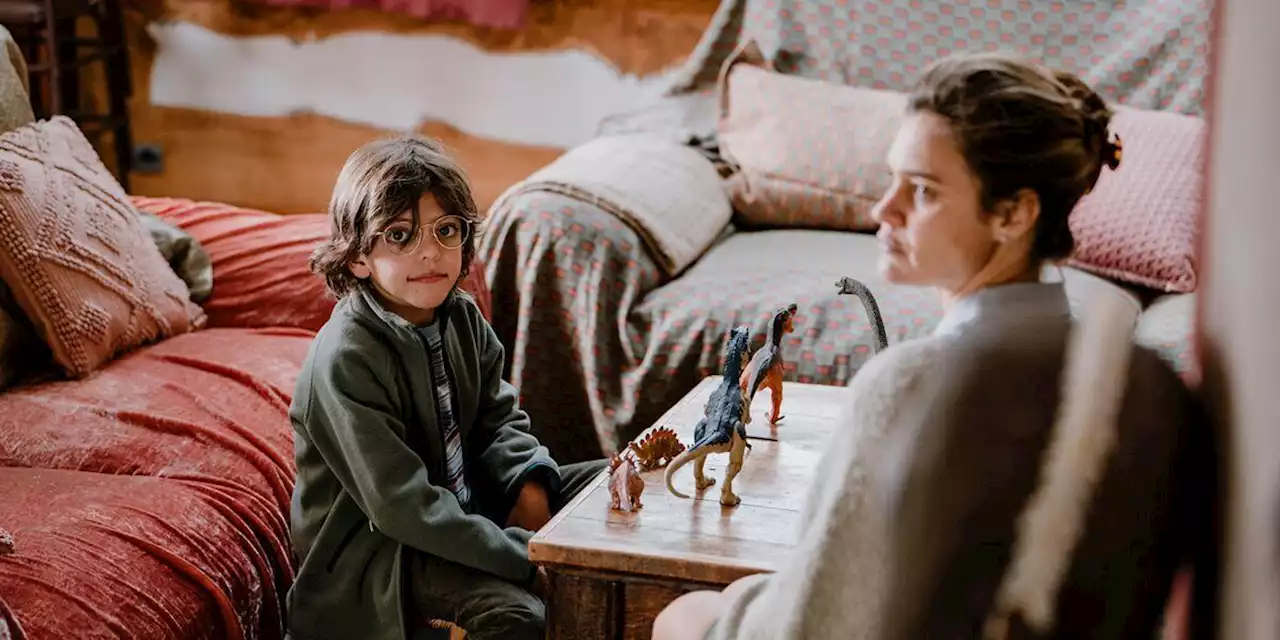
[651,52,1127,640]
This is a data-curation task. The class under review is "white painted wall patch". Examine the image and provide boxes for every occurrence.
[147,20,680,148]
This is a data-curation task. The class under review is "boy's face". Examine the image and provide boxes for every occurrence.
[349,194,467,325]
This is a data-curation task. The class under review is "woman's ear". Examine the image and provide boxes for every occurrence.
[991,188,1040,243]
[348,256,371,280]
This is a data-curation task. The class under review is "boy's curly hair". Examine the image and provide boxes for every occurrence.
[311,135,482,298]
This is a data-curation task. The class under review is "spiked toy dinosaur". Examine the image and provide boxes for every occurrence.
[664,325,753,507]
[608,451,645,513]
[740,303,798,424]
[835,276,889,353]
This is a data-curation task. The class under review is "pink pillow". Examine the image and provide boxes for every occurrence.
[130,197,494,330]
[0,117,205,377]
[717,41,905,232]
[1068,107,1205,292]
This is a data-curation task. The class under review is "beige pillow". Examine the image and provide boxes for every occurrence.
[0,116,206,377]
[717,40,906,232]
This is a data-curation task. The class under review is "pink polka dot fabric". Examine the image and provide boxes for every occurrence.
[1068,106,1206,293]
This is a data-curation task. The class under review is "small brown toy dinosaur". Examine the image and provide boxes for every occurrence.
[628,426,685,470]
[740,303,798,424]
[0,527,12,556]
[608,452,644,513]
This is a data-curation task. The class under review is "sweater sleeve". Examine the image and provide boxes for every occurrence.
[300,333,537,583]
[703,340,943,640]
[470,306,562,498]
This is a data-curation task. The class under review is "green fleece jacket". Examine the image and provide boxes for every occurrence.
[286,286,559,640]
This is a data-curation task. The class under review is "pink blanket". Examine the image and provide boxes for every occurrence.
[246,0,531,29]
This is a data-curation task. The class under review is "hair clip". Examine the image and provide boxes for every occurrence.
[1104,133,1123,171]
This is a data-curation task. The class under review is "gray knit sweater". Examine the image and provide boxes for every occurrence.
[704,281,1075,640]
[704,335,948,640]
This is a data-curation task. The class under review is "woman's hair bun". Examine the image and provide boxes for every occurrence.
[1052,69,1121,181]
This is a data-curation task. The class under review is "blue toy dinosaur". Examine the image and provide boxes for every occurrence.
[664,325,753,507]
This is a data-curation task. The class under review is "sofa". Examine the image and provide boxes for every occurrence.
[480,0,1209,464]
[0,34,488,638]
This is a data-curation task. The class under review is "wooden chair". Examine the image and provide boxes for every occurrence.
[0,0,133,191]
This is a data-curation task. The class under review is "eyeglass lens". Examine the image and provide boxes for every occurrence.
[383,216,468,253]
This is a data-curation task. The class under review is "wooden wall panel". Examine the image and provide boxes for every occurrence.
[103,0,718,214]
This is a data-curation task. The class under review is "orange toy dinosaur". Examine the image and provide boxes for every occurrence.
[740,303,798,424]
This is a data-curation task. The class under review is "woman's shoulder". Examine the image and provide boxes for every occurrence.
[849,335,952,393]
[829,335,956,438]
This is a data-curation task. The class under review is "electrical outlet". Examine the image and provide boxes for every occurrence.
[133,143,164,174]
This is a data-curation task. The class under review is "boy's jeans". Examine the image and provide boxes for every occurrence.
[408,459,608,640]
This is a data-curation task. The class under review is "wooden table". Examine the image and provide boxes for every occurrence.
[529,376,847,639]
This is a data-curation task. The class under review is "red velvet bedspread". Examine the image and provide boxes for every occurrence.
[0,327,314,640]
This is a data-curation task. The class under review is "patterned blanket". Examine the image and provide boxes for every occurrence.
[488,134,733,277]
[481,0,1207,462]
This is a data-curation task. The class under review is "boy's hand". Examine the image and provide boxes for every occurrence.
[532,567,550,599]
[506,480,552,531]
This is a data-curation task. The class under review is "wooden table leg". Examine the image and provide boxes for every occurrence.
[544,569,620,639]
[617,582,698,639]
[541,567,719,640]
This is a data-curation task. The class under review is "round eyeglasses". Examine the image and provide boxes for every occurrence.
[380,215,471,255]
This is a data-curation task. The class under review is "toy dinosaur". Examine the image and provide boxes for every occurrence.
[664,325,753,507]
[835,276,889,353]
[740,303,798,424]
[0,527,12,556]
[628,426,685,470]
[608,452,644,513]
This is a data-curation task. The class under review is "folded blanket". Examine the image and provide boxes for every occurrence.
[488,134,732,277]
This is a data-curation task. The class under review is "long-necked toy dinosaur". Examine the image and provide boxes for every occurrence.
[835,276,889,353]
[664,325,753,507]
[739,303,798,424]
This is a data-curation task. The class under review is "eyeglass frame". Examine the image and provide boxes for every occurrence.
[378,214,473,255]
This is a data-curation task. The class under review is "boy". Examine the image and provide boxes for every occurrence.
[287,135,606,640]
